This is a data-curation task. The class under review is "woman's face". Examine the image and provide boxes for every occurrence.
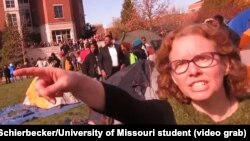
[120,45,125,51]
[90,45,96,53]
[120,45,128,53]
[169,35,227,102]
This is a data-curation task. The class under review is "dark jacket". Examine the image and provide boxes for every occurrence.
[98,44,124,77]
[3,67,10,78]
[131,46,147,60]
[82,53,99,78]
[101,82,176,124]
[51,56,61,68]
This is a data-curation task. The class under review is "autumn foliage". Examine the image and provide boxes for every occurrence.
[111,0,250,38]
[197,0,250,22]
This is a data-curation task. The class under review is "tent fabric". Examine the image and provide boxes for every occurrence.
[119,30,162,50]
[88,60,156,125]
[239,29,250,49]
[228,8,250,36]
[88,60,158,124]
[144,67,159,100]
[23,77,79,109]
[104,60,154,100]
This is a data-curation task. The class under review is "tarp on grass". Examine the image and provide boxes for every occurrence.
[23,77,79,109]
[0,103,82,124]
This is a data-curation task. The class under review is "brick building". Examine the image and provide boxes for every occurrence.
[0,0,85,44]
[188,0,204,13]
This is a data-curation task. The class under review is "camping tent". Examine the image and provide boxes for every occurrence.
[228,8,250,36]
[239,29,250,49]
[88,60,158,125]
[228,8,250,49]
[119,30,162,50]
[104,60,157,100]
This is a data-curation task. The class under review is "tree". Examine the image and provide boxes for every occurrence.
[110,18,126,39]
[120,0,144,31]
[110,0,171,36]
[81,23,97,39]
[121,0,136,24]
[21,24,31,44]
[134,0,170,30]
[20,13,41,44]
[1,23,23,66]
[197,0,250,22]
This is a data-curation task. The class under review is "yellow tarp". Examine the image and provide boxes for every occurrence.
[24,77,79,109]
[25,77,51,109]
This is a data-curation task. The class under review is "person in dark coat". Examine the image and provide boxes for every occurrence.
[82,42,100,79]
[98,35,124,79]
[131,39,147,60]
[0,67,3,83]
[3,65,11,84]
[51,53,61,68]
[120,42,132,67]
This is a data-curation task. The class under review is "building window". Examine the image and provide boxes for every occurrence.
[5,0,15,8]
[20,9,32,27]
[54,5,63,18]
[52,30,71,43]
[18,0,29,4]
[8,14,17,26]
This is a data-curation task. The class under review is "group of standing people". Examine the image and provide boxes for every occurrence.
[80,34,155,81]
[78,34,156,124]
[0,63,16,84]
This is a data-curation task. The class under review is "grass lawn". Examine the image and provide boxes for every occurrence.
[2,77,249,125]
[0,79,88,125]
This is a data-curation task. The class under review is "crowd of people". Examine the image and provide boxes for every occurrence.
[0,31,156,124]
[0,64,17,84]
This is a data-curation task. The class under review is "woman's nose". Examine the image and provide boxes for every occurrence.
[187,62,202,77]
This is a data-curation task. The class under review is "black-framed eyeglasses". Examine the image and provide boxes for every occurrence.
[168,52,222,75]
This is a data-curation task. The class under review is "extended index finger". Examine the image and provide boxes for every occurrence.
[14,67,48,77]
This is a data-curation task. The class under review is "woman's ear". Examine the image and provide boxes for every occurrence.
[171,74,178,85]
[224,61,231,76]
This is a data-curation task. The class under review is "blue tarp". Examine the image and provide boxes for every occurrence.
[228,8,250,36]
[0,103,82,125]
